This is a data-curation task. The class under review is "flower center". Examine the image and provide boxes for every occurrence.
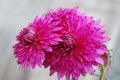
[21,29,36,44]
[59,32,76,53]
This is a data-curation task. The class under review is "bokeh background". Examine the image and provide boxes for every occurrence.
[0,0,120,80]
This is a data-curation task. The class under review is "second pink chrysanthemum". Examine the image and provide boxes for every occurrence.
[43,7,110,80]
[13,16,62,69]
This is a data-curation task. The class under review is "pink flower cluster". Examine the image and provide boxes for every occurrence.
[13,7,110,80]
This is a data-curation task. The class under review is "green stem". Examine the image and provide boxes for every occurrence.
[105,52,110,70]
[99,66,105,80]
[95,74,108,80]
[99,51,110,80]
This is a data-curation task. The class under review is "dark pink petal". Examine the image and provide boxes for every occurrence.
[42,45,53,52]
[95,57,104,65]
[51,27,63,31]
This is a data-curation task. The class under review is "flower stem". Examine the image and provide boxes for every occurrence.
[99,51,110,80]
[99,65,105,80]
[95,74,108,80]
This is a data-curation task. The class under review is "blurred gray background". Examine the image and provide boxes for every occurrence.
[0,0,120,80]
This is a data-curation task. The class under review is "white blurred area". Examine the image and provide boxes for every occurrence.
[0,0,120,80]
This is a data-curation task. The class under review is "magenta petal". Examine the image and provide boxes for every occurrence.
[42,45,53,52]
[30,57,36,69]
[31,62,36,69]
[53,37,63,41]
[49,41,59,45]
[95,57,104,65]
[37,58,42,67]
[49,33,60,37]
[52,27,63,31]
[103,37,111,42]
[97,49,105,54]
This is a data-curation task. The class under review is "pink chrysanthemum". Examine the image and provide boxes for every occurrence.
[43,7,110,80]
[13,16,62,69]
